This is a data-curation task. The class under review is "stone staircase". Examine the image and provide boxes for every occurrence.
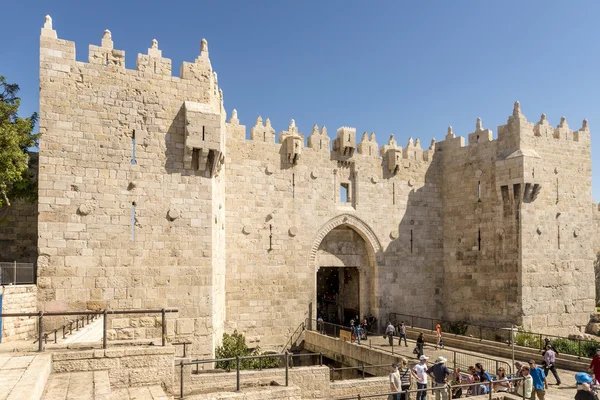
[0,354,52,400]
[42,370,170,400]
[43,371,111,400]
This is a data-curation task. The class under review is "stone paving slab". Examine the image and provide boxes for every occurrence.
[0,354,51,400]
[43,371,109,400]
[110,385,170,400]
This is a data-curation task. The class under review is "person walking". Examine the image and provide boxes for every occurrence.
[412,355,429,400]
[515,365,533,399]
[528,360,548,400]
[416,332,425,358]
[355,324,362,345]
[398,357,412,400]
[426,356,451,400]
[589,349,600,383]
[435,324,442,349]
[398,321,408,347]
[542,344,561,385]
[389,363,402,400]
[385,322,396,346]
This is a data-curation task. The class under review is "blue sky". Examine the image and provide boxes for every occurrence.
[2,1,599,202]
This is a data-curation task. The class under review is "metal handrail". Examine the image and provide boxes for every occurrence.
[329,363,394,381]
[178,351,324,399]
[0,308,178,352]
[388,311,598,357]
[330,376,526,400]
[280,320,306,353]
[309,319,512,374]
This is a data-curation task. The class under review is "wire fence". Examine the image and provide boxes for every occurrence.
[0,262,36,285]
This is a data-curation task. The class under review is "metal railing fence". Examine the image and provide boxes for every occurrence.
[179,351,324,399]
[0,308,178,351]
[310,319,512,375]
[331,376,526,400]
[389,311,598,358]
[0,262,35,285]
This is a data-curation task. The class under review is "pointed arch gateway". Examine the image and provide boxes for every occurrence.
[309,214,382,327]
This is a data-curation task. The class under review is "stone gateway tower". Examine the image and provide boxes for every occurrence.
[34,17,596,357]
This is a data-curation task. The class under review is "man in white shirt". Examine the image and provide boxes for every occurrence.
[389,363,401,400]
[412,355,429,400]
[385,321,396,346]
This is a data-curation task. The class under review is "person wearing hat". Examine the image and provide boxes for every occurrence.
[515,365,533,399]
[575,373,599,400]
[527,360,547,400]
[513,362,524,391]
[426,356,451,400]
[389,363,402,400]
[412,355,429,400]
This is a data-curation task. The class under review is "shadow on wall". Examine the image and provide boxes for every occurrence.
[381,157,443,320]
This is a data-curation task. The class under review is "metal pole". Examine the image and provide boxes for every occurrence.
[62,325,66,339]
[102,309,107,349]
[236,356,240,391]
[511,324,515,370]
[38,312,43,352]
[579,339,582,356]
[259,357,262,371]
[161,308,166,346]
[179,361,184,400]
[488,382,492,400]
[453,351,456,370]
[54,329,57,344]
[285,352,289,387]
[319,353,323,366]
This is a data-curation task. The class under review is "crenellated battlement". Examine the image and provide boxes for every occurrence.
[437,101,590,157]
[40,15,221,97]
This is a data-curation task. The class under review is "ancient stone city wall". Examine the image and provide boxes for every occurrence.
[25,15,597,355]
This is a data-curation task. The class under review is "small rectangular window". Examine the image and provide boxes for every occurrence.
[131,130,137,165]
[340,183,349,203]
[131,202,136,242]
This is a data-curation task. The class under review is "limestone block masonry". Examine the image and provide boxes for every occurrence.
[31,15,596,358]
[1,285,37,342]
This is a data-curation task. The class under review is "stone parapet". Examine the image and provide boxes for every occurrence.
[1,285,37,342]
[52,346,175,392]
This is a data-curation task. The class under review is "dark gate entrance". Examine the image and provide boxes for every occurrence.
[316,267,359,326]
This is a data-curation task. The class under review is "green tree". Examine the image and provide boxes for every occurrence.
[0,76,38,211]
[215,330,280,370]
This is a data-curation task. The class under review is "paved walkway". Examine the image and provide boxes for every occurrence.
[0,354,51,400]
[62,317,103,344]
[110,386,170,400]
[347,333,581,400]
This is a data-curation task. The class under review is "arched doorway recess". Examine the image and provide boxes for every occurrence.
[309,214,381,326]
